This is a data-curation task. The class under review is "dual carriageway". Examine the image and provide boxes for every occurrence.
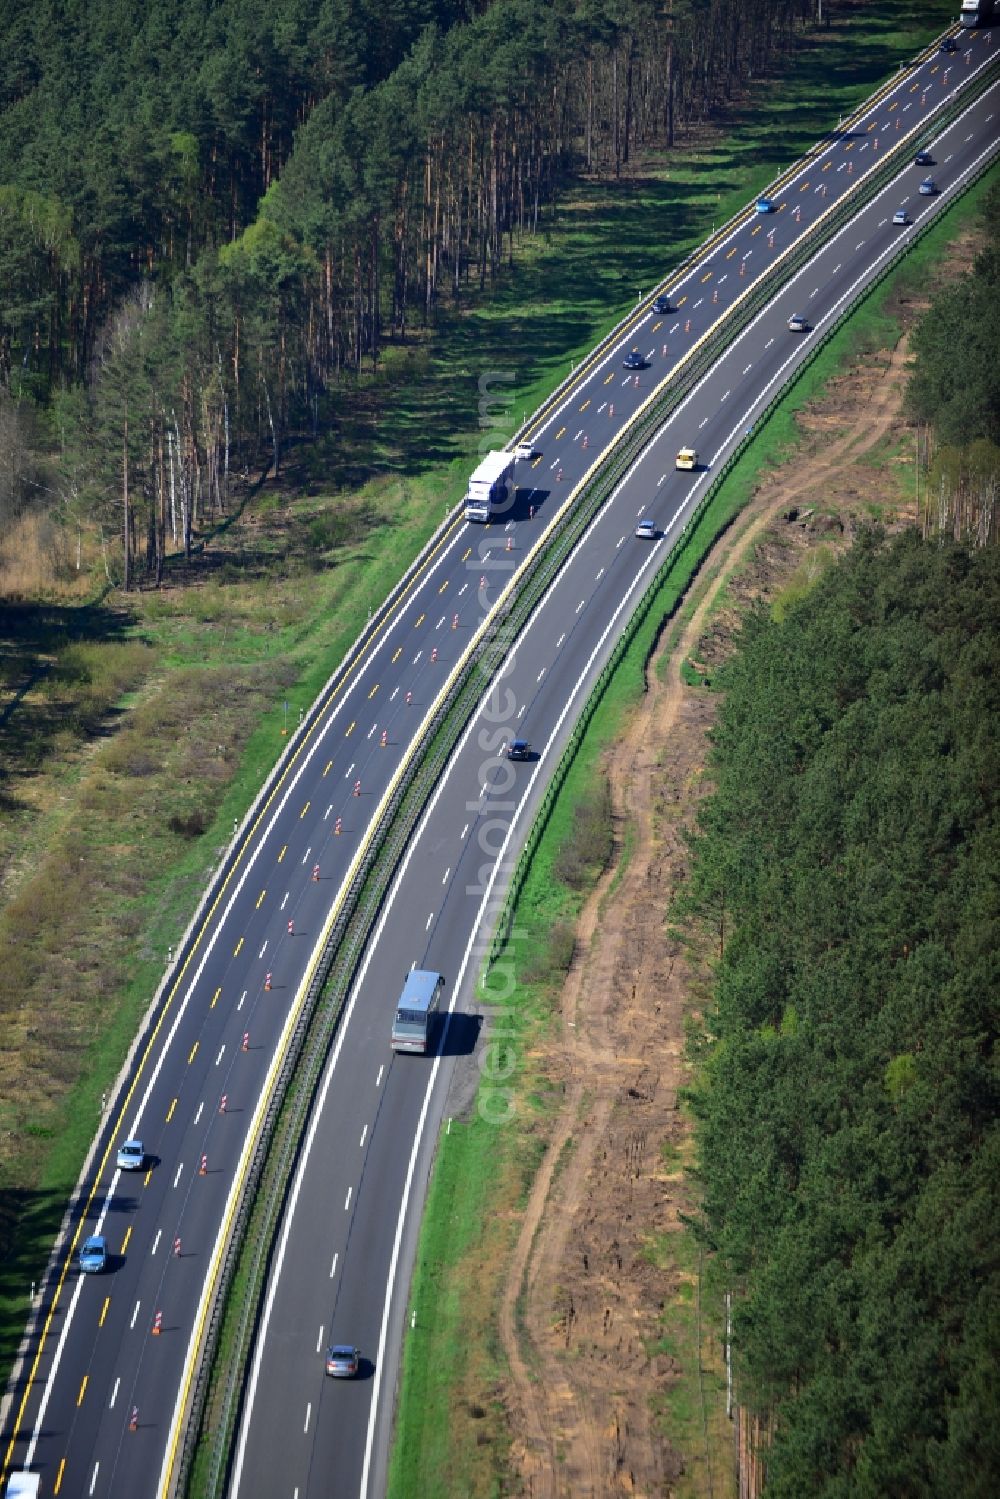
[3,19,999,1499]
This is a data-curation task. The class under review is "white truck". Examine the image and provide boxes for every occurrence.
[464,450,516,523]
[5,1476,40,1498]
[961,0,993,24]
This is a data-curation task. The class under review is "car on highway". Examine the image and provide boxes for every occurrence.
[506,739,531,761]
[78,1235,108,1274]
[622,348,646,370]
[892,208,910,226]
[675,446,698,471]
[918,177,937,196]
[755,196,775,214]
[325,1344,360,1378]
[786,314,809,333]
[939,36,958,53]
[652,293,673,314]
[116,1139,145,1171]
[635,518,658,540]
[514,440,535,461]
[914,149,934,166]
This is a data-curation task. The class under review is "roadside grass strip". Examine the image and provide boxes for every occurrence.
[385,159,998,1499]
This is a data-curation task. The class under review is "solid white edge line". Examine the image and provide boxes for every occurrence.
[229,91,1000,1496]
[357,532,670,1498]
[232,477,666,1495]
[356,94,1000,1499]
[187,61,1000,1499]
[22,535,456,1468]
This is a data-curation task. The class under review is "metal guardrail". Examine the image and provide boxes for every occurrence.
[508,29,971,452]
[189,661,488,1493]
[180,51,1000,1497]
[487,111,1000,971]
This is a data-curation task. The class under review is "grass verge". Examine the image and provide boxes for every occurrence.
[385,136,996,1499]
[0,0,966,1421]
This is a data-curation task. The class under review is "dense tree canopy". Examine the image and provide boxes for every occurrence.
[0,0,833,585]
[907,182,1000,547]
[683,529,1000,1495]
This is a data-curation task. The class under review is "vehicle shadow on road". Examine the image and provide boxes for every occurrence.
[438,1012,482,1057]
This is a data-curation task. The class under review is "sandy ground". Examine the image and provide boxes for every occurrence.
[497,331,917,1498]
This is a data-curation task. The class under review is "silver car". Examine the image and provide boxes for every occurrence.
[116,1139,145,1171]
[325,1344,360,1378]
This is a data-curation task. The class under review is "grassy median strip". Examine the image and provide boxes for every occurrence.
[0,0,959,1422]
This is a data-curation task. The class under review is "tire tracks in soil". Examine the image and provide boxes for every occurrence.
[497,336,913,1498]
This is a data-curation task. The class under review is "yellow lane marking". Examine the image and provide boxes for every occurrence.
[726,246,737,258]
[188,1042,199,1065]
[345,721,355,736]
[677,294,687,305]
[555,426,566,440]
[368,683,379,699]
[0,492,474,1492]
[700,271,712,283]
[256,891,266,909]
[438,579,448,593]
[579,398,590,411]
[121,1226,132,1255]
[166,1098,177,1123]
[143,1167,153,1187]
[300,800,311,817]
[800,181,809,191]
[651,320,662,332]
[99,1297,110,1328]
[54,1458,66,1494]
[461,546,472,561]
[277,845,286,862]
[77,1376,87,1407]
[414,613,425,628]
[392,647,402,663]
[751,223,761,235]
[604,372,614,384]
[823,160,832,170]
[234,937,244,957]
[16,48,938,1494]
[210,987,220,1009]
[323,759,333,775]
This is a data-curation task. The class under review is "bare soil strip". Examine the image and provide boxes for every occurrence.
[498,334,915,1498]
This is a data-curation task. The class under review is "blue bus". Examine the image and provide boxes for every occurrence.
[391,969,445,1054]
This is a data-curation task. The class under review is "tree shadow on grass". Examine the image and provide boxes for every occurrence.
[202,4,945,520]
[0,1184,83,1381]
[0,602,137,816]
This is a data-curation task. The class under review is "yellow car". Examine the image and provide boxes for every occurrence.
[675,447,698,471]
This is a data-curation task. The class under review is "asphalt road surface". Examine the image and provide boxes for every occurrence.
[2,22,998,1499]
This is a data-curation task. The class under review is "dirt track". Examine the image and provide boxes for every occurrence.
[498,333,916,1498]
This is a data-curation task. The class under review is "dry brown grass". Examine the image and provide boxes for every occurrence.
[0,658,288,1187]
[0,511,100,601]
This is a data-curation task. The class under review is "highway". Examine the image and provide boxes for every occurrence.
[2,22,998,1499]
